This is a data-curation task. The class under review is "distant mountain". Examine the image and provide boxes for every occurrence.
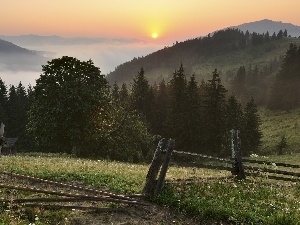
[0,39,48,71]
[0,35,142,47]
[106,23,300,86]
[232,19,300,37]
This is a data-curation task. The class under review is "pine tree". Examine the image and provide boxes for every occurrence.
[165,64,187,150]
[119,83,130,106]
[4,82,31,149]
[268,44,300,110]
[226,95,244,131]
[131,68,153,124]
[241,98,262,155]
[0,78,8,123]
[151,80,169,136]
[111,82,120,104]
[184,75,203,153]
[277,30,283,39]
[232,66,246,97]
[203,69,227,155]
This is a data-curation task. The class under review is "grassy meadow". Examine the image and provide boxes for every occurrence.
[0,151,299,224]
[0,108,300,224]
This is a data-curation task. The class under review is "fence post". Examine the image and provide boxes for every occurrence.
[142,138,169,197]
[154,139,174,195]
[231,130,245,180]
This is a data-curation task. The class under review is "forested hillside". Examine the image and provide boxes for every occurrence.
[1,35,300,161]
[106,29,300,91]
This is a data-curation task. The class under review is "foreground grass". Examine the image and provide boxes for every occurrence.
[0,153,299,224]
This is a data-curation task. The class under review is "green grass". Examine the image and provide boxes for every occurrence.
[156,177,300,224]
[259,107,300,155]
[0,153,300,224]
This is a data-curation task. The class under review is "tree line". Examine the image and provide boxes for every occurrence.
[108,28,292,84]
[117,65,262,157]
[2,42,299,161]
[0,56,262,161]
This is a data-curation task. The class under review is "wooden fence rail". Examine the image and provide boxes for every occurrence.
[144,134,299,197]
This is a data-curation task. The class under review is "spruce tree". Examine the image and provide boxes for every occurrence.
[268,44,300,110]
[241,98,262,155]
[203,69,227,155]
[111,82,120,104]
[165,64,187,150]
[130,68,153,123]
[0,78,8,123]
[184,75,203,153]
[151,80,169,136]
[119,83,130,106]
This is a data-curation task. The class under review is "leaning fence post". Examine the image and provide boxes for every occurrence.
[142,138,169,197]
[154,139,174,195]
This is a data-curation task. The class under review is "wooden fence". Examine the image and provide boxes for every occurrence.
[143,132,300,196]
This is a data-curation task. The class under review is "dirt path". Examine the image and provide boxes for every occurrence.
[70,203,199,225]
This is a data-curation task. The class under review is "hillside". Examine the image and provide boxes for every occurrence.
[259,107,300,154]
[0,39,48,71]
[106,25,300,86]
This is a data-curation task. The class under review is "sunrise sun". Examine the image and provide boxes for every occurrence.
[152,33,158,39]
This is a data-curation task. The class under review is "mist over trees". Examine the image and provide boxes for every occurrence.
[107,28,292,85]
[267,43,300,110]
[3,37,300,161]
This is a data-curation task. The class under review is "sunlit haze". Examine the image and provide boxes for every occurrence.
[2,0,300,42]
[1,0,300,86]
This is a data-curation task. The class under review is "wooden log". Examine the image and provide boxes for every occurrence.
[0,184,148,206]
[154,139,174,195]
[21,203,127,212]
[0,171,136,201]
[242,158,300,169]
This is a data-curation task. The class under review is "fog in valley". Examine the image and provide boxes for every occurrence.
[0,37,165,86]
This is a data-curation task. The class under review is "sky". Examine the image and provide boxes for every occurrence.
[1,0,300,86]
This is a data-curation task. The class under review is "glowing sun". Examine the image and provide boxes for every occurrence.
[152,33,158,39]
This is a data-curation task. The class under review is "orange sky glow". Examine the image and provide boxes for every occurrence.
[1,0,300,43]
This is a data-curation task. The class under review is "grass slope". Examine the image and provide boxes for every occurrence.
[0,153,299,224]
[107,37,300,85]
[259,107,300,155]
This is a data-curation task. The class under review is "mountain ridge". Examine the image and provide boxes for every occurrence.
[0,39,49,72]
[106,19,300,85]
[231,19,300,37]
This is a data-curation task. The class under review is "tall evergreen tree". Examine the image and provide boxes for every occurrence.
[184,75,203,153]
[152,80,169,136]
[268,43,300,110]
[165,64,187,150]
[241,98,262,155]
[0,78,8,123]
[119,83,130,106]
[232,66,246,97]
[111,82,120,104]
[203,69,227,155]
[130,68,153,122]
[226,95,244,131]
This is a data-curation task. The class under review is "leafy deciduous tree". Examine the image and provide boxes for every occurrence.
[27,56,111,156]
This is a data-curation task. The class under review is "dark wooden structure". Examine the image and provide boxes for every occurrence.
[142,138,174,197]
[1,137,18,155]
